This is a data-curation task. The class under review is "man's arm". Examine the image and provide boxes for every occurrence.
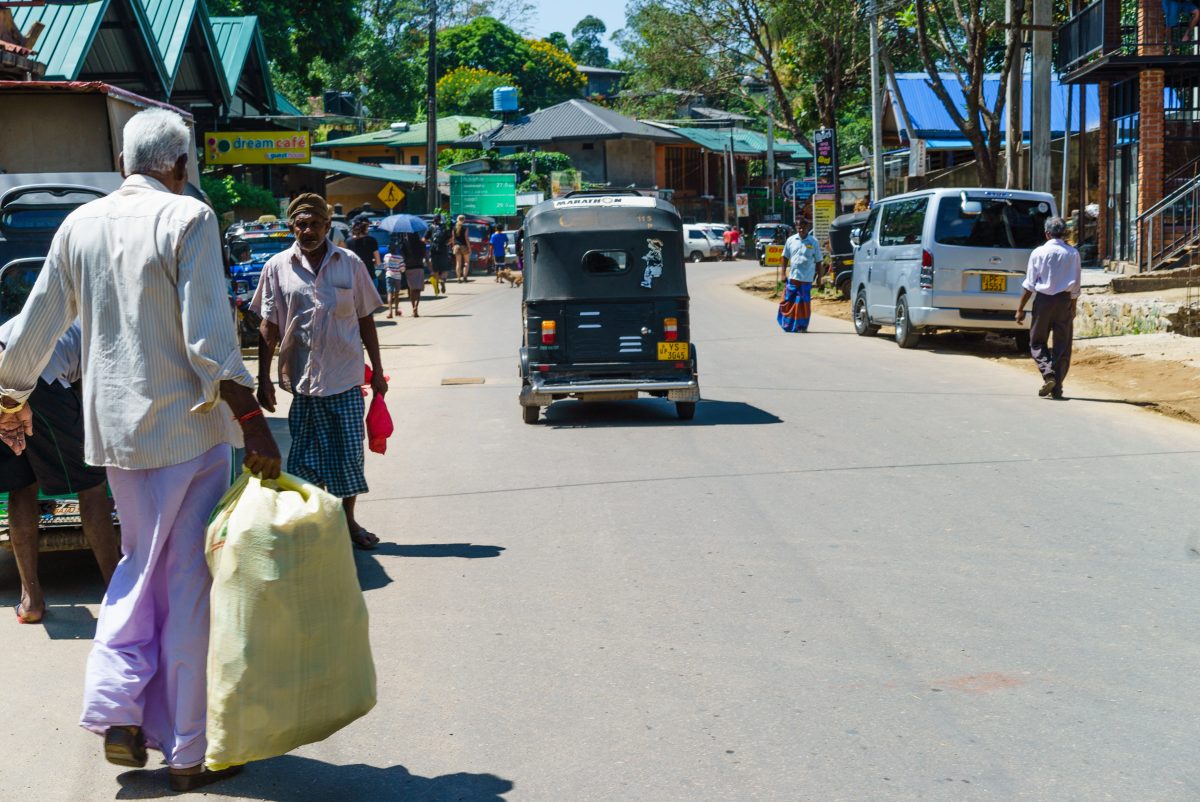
[0,231,78,451]
[257,320,280,412]
[359,316,387,396]
[219,380,280,478]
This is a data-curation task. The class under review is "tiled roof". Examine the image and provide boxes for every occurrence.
[313,115,497,150]
[458,99,685,146]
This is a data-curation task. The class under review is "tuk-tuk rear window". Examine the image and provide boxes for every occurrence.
[1,207,73,232]
[582,250,628,274]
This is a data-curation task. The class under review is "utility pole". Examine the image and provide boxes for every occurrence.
[1005,0,1023,189]
[868,0,884,202]
[1030,0,1052,192]
[766,105,776,216]
[425,0,438,212]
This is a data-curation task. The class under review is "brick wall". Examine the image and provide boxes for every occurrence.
[1138,69,1166,252]
[1139,0,1167,54]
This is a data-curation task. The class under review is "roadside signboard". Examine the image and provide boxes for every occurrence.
[205,131,310,165]
[765,244,785,267]
[451,173,517,216]
[812,194,837,244]
[782,178,815,201]
[377,182,405,210]
[908,138,928,177]
[813,127,839,209]
[735,193,749,218]
[550,171,581,199]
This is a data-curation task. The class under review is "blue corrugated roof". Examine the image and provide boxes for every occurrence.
[890,73,1100,140]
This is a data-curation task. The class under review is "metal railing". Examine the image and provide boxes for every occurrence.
[1057,0,1109,72]
[1136,173,1200,271]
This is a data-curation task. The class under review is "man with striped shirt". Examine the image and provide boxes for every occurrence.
[0,109,280,792]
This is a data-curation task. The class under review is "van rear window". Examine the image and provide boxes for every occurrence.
[934,198,1051,249]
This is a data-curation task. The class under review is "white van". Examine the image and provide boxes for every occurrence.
[850,188,1056,348]
[682,224,723,262]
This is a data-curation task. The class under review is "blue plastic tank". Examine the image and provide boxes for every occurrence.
[492,86,518,113]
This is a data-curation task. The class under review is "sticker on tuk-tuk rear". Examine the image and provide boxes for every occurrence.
[553,196,657,209]
[641,238,664,289]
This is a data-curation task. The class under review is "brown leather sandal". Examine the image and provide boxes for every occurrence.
[168,765,243,792]
[103,725,147,768]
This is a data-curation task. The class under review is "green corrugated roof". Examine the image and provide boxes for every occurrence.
[140,0,227,101]
[299,156,427,184]
[210,16,273,112]
[11,1,105,79]
[313,116,496,150]
[672,127,811,159]
[274,91,304,116]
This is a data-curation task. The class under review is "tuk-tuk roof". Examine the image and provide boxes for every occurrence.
[522,194,688,301]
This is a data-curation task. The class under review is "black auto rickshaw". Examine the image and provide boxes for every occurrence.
[828,210,869,299]
[518,191,701,423]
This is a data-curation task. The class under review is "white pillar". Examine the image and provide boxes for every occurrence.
[1031,0,1052,192]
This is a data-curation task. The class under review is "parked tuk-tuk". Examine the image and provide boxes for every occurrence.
[0,172,125,551]
[828,210,869,299]
[518,191,701,423]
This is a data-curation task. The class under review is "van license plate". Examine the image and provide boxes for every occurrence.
[657,342,689,360]
[981,274,1007,293]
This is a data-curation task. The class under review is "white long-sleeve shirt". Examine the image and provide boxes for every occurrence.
[0,174,253,470]
[1022,238,1082,299]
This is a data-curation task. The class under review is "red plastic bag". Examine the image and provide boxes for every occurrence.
[366,393,393,454]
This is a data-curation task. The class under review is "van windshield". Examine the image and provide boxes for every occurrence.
[934,198,1051,249]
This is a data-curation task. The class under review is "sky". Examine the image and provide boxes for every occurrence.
[523,0,629,57]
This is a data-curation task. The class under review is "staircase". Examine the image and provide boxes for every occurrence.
[1137,173,1200,274]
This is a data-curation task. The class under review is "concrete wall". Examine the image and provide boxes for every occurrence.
[605,139,656,187]
[552,141,606,183]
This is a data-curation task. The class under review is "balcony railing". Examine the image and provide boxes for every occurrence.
[1057,0,1199,74]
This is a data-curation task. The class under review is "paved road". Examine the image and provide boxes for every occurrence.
[4,261,1200,801]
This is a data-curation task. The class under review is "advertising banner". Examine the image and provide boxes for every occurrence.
[765,244,785,267]
[205,132,310,165]
[735,193,750,218]
[812,194,837,244]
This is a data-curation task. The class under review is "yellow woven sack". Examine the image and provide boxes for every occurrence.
[204,471,376,770]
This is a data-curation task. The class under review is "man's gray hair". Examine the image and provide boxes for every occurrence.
[1044,216,1068,238]
[122,108,190,175]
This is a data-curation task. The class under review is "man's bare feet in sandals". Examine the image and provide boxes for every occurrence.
[15,591,44,624]
[350,528,380,550]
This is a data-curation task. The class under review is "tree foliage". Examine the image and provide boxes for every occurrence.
[437,67,515,116]
[569,15,609,67]
[437,19,582,110]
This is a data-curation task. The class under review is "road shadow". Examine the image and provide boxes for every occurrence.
[911,332,1028,363]
[542,398,781,429]
[375,319,398,327]
[114,755,514,801]
[354,542,505,591]
[1052,396,1164,409]
[0,549,105,640]
[421,314,473,318]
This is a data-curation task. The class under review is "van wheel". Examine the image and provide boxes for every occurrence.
[1014,331,1031,353]
[853,291,879,336]
[676,401,696,421]
[690,251,704,263]
[522,405,540,424]
[895,295,922,348]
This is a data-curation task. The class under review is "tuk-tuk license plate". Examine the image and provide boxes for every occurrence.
[657,342,689,360]
[980,274,1007,293]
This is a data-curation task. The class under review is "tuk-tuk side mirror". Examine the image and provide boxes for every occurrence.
[850,229,861,248]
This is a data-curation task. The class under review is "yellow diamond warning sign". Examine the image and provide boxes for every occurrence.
[377,182,405,210]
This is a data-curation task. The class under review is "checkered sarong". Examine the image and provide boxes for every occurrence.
[287,387,368,498]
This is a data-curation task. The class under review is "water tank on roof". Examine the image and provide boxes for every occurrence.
[493,86,518,113]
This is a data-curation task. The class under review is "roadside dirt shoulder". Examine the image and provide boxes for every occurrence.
[738,272,1200,425]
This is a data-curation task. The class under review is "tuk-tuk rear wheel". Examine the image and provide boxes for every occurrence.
[522,405,540,424]
[675,402,696,421]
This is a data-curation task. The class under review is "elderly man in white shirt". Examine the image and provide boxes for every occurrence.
[1015,216,1082,399]
[0,319,119,625]
[0,109,281,792]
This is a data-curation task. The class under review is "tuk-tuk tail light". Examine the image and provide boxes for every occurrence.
[664,317,678,342]
[541,320,557,345]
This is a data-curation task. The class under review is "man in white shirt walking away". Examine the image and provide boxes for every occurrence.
[1015,216,1082,399]
[0,108,281,792]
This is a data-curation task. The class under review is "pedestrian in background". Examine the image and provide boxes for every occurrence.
[253,193,388,551]
[401,232,426,317]
[731,227,742,258]
[452,214,470,282]
[1015,216,1082,399]
[384,233,407,319]
[777,219,821,333]
[0,320,119,625]
[345,215,383,297]
[425,213,450,295]
[490,225,508,282]
[0,108,280,792]
[722,227,734,260]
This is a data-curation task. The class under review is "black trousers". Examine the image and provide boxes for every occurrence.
[1029,290,1074,392]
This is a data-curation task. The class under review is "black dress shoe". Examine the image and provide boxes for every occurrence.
[168,765,243,792]
[103,725,147,768]
[1038,377,1056,397]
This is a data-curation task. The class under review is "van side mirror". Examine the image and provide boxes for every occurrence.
[850,230,861,248]
[961,200,983,216]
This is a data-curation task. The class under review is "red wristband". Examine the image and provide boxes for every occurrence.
[237,408,263,424]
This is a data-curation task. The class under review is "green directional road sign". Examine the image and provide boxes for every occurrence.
[450,174,517,217]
